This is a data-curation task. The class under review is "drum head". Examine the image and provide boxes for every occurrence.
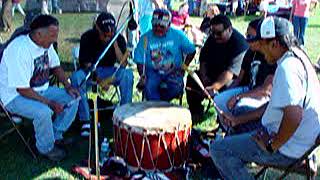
[113,101,192,133]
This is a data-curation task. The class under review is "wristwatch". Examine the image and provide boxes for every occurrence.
[266,139,274,153]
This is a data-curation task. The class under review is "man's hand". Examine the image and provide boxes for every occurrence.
[65,86,80,98]
[221,112,239,128]
[252,128,275,152]
[99,77,114,91]
[136,75,146,92]
[205,86,218,96]
[48,100,64,114]
[227,95,239,110]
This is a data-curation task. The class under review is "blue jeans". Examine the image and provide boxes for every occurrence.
[145,70,184,101]
[5,86,78,154]
[210,131,296,180]
[214,86,269,133]
[292,16,308,45]
[70,67,133,121]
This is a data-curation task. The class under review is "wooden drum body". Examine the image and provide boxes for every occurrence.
[113,101,192,172]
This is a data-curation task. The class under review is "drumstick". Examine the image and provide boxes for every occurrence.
[142,36,148,77]
[182,64,224,116]
[100,48,132,87]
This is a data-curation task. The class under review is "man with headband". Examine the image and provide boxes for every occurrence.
[134,8,196,101]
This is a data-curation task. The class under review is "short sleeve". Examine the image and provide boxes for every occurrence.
[48,45,60,68]
[5,45,32,88]
[228,50,246,76]
[271,57,306,108]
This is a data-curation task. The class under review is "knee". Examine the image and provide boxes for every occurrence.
[34,106,53,121]
[70,70,86,87]
[121,69,134,83]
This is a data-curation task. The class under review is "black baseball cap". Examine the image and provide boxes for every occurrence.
[96,12,116,33]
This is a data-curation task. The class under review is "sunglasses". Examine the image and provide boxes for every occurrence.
[210,28,226,37]
[246,34,256,40]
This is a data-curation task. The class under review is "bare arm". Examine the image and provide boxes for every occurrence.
[17,88,64,114]
[51,66,79,98]
[223,103,268,127]
[238,75,273,99]
[271,105,303,150]
[228,69,245,89]
[114,40,124,64]
[207,70,234,91]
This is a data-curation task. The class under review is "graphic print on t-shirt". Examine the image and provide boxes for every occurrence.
[149,40,175,75]
[30,51,50,88]
[249,60,261,89]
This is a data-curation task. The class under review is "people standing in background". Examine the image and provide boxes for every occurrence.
[290,0,318,45]
[138,0,163,36]
[12,0,26,17]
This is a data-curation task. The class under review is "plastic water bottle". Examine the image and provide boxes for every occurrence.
[99,138,109,166]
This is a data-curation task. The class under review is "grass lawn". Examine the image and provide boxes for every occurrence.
[1,7,320,179]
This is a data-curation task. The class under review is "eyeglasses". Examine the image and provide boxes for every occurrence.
[210,28,226,37]
[246,34,256,40]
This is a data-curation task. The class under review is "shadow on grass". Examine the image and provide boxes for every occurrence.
[0,106,115,179]
[308,24,320,29]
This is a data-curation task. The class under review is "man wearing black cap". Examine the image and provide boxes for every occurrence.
[210,17,320,180]
[0,14,80,161]
[186,14,248,123]
[70,12,133,137]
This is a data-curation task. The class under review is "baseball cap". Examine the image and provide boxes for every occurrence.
[246,16,293,42]
[96,12,116,33]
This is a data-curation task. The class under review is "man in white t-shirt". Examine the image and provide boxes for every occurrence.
[210,16,320,180]
[0,15,80,161]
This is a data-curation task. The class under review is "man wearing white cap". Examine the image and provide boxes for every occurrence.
[210,16,320,180]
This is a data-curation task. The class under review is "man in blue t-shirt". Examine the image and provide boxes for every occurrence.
[134,8,196,101]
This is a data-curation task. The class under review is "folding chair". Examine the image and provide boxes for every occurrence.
[255,133,320,180]
[0,101,37,159]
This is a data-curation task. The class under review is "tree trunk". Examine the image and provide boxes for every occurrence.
[0,0,13,32]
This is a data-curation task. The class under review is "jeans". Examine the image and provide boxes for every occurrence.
[292,16,308,45]
[70,67,133,121]
[214,86,269,133]
[144,70,184,101]
[5,86,78,154]
[210,131,296,180]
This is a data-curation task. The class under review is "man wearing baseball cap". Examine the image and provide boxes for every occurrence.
[133,8,196,101]
[210,16,320,179]
[70,12,134,137]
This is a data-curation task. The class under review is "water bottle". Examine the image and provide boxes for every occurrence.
[99,138,109,166]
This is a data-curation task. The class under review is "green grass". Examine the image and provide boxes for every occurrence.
[1,8,320,179]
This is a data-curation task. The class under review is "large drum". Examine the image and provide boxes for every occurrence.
[113,101,192,172]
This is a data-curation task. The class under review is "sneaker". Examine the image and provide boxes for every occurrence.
[11,116,22,124]
[81,122,90,137]
[42,146,66,161]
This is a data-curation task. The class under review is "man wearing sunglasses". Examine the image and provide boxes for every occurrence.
[186,14,249,123]
[214,18,277,135]
[134,8,196,101]
[70,12,134,137]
